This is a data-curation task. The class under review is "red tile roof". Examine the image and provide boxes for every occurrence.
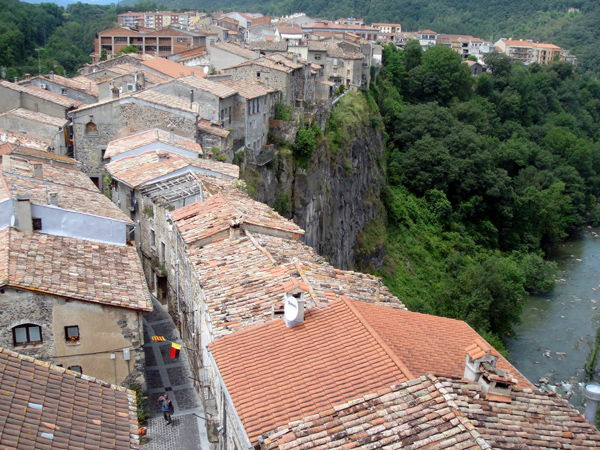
[106,150,238,187]
[0,227,152,311]
[210,297,533,443]
[0,347,140,450]
[209,299,411,442]
[105,128,203,160]
[0,80,83,109]
[264,373,600,450]
[141,57,207,79]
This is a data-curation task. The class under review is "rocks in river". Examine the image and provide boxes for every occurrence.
[565,391,573,399]
[576,258,583,262]
[591,299,597,303]
[539,377,550,385]
[543,351,551,358]
[556,352,566,360]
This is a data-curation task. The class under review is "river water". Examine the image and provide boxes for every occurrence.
[506,228,600,408]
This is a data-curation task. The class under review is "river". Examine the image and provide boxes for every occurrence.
[506,228,600,408]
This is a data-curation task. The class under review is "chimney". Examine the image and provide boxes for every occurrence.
[111,84,120,99]
[190,89,194,109]
[49,71,54,81]
[15,197,33,232]
[283,277,308,327]
[169,129,175,143]
[464,339,498,382]
[229,218,242,239]
[293,54,298,64]
[584,384,600,424]
[25,73,31,80]
[47,192,58,206]
[33,164,43,178]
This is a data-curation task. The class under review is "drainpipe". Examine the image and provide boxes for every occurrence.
[584,384,600,424]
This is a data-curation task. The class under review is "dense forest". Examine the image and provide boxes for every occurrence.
[2,0,600,75]
[353,43,600,353]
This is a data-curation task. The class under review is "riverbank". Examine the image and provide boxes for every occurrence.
[506,228,600,408]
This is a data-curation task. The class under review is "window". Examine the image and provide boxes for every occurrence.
[161,241,166,263]
[68,365,83,373]
[13,324,42,346]
[314,53,322,60]
[85,122,97,134]
[65,325,80,342]
[32,218,42,231]
[150,228,156,248]
[115,37,127,42]
[177,37,188,43]
[159,46,172,52]
[228,106,232,125]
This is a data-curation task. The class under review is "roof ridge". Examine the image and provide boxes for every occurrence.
[342,297,415,380]
[426,374,492,449]
[244,228,276,265]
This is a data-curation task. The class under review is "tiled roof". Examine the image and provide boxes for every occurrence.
[0,347,140,450]
[304,22,378,32]
[1,155,133,224]
[97,26,141,36]
[209,299,411,442]
[96,64,169,85]
[211,41,259,59]
[265,374,600,449]
[134,89,200,113]
[224,59,293,74]
[326,44,364,60]
[0,108,68,128]
[29,74,99,98]
[141,57,207,79]
[0,226,152,311]
[105,128,203,159]
[176,75,237,98]
[106,150,238,187]
[0,80,83,109]
[307,40,330,51]
[277,25,302,35]
[249,41,287,52]
[0,143,79,167]
[197,120,230,137]
[210,297,534,444]
[372,22,402,27]
[0,128,52,151]
[349,300,533,389]
[171,189,297,246]
[218,79,277,99]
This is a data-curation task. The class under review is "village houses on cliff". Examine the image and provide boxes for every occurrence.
[0,9,593,450]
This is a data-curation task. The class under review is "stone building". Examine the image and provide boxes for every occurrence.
[207,41,259,71]
[70,90,200,190]
[0,80,83,120]
[0,152,151,386]
[0,108,70,155]
[21,72,98,104]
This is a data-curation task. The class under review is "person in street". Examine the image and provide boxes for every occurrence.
[158,393,173,425]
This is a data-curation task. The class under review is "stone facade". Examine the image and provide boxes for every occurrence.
[72,98,198,190]
[0,287,145,385]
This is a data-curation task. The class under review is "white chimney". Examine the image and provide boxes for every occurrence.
[169,129,175,143]
[464,339,498,382]
[283,277,308,327]
[49,71,55,81]
[584,384,600,424]
[15,197,33,232]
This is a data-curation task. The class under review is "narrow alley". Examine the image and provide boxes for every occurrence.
[141,297,210,449]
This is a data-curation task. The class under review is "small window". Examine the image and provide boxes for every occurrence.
[150,229,156,247]
[65,325,80,342]
[85,122,97,134]
[68,365,83,373]
[314,53,322,60]
[32,218,42,231]
[13,324,42,346]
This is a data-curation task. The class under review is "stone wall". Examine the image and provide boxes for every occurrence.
[0,287,145,386]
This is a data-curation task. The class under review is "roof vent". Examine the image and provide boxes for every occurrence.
[477,362,517,403]
[48,192,58,207]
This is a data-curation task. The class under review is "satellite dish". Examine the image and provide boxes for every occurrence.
[203,66,209,74]
[284,296,301,322]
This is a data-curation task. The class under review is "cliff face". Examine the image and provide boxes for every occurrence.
[249,93,386,270]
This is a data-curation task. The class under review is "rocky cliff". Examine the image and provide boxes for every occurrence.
[245,92,386,270]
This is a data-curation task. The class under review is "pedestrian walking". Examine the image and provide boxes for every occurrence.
[158,393,174,425]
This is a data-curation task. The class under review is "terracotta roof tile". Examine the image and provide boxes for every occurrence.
[1,155,133,224]
[0,80,83,109]
[211,41,260,60]
[0,129,52,151]
[133,89,200,113]
[0,226,151,311]
[175,75,237,98]
[209,299,411,443]
[0,347,140,449]
[141,57,207,79]
[106,150,238,187]
[0,143,79,167]
[0,108,68,129]
[105,128,203,160]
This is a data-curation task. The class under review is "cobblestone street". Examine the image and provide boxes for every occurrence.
[140,297,210,450]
